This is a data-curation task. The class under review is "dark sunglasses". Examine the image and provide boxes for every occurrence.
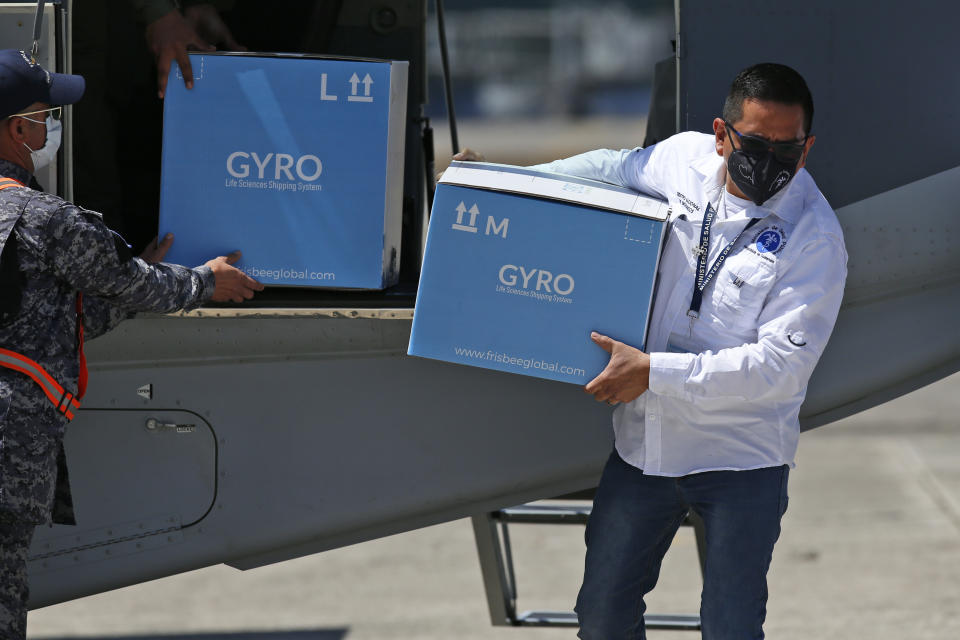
[723,120,808,163]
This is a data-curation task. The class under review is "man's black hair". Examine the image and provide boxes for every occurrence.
[722,63,814,135]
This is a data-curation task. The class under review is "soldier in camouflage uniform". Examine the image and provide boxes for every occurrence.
[0,49,263,638]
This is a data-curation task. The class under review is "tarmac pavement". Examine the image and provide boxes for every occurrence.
[26,372,960,639]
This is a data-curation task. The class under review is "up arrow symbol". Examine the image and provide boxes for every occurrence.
[468,203,480,227]
[348,72,374,102]
[451,201,477,232]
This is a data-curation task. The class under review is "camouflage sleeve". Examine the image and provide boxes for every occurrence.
[42,203,215,313]
[82,296,135,341]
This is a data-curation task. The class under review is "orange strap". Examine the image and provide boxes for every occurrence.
[0,175,86,416]
[0,348,81,420]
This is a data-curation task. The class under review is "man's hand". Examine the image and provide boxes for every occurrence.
[452,148,485,162]
[184,4,246,51]
[146,9,215,99]
[205,251,265,302]
[139,233,174,264]
[437,148,486,181]
[584,332,651,405]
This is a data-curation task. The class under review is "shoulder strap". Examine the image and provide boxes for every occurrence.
[0,347,82,420]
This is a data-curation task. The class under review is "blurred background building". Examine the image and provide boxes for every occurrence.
[425,0,675,166]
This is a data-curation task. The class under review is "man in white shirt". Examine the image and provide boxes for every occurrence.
[460,63,846,638]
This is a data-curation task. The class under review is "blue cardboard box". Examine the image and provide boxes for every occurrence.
[159,53,407,288]
[408,162,669,385]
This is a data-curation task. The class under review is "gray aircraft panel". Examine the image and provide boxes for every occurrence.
[838,164,960,304]
[29,321,615,606]
[677,0,960,209]
[799,157,960,425]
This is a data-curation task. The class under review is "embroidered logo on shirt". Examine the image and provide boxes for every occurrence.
[675,192,700,214]
[753,225,787,255]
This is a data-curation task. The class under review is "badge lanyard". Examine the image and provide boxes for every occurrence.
[687,192,759,319]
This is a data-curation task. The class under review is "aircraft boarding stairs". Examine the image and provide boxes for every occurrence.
[472,494,707,631]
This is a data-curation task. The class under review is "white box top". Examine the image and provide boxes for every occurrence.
[439,161,669,222]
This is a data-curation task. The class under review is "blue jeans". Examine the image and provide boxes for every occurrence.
[576,451,789,640]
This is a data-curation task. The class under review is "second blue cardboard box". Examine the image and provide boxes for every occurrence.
[408,161,670,385]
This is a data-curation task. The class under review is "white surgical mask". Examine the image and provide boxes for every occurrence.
[21,115,62,171]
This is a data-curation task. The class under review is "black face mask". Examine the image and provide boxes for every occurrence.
[723,120,807,206]
[727,147,799,206]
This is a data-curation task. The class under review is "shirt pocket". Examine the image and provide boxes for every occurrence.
[709,253,777,333]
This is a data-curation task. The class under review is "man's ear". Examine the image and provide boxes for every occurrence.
[712,118,725,156]
[798,134,816,170]
[6,117,24,141]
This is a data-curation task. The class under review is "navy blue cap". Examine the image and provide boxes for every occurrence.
[0,49,85,119]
